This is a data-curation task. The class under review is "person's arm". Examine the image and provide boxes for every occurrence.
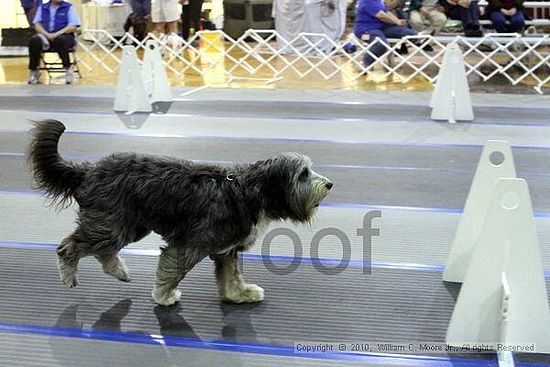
[487,0,504,11]
[449,0,470,8]
[34,21,54,39]
[32,6,54,39]
[50,24,78,39]
[375,10,404,25]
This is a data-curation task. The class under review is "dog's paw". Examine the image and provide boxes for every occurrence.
[152,287,181,306]
[58,260,79,288]
[100,255,131,282]
[107,261,131,282]
[222,284,264,304]
[60,271,79,288]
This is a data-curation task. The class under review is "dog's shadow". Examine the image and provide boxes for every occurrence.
[153,303,200,339]
[219,302,262,343]
[50,301,176,366]
[49,300,197,366]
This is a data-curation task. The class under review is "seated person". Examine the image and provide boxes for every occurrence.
[486,0,525,33]
[409,0,448,35]
[444,0,483,36]
[124,0,151,42]
[353,0,417,66]
[28,0,80,85]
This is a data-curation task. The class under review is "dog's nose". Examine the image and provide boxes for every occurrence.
[325,182,333,190]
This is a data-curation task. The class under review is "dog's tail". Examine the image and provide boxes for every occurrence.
[28,119,87,207]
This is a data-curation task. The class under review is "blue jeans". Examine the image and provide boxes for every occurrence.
[448,2,481,29]
[129,0,151,17]
[490,10,525,33]
[362,25,417,66]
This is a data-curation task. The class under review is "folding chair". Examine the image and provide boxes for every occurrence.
[40,45,81,80]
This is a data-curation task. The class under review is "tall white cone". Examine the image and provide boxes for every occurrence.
[443,140,516,283]
[446,178,550,353]
[114,46,151,113]
[431,43,473,123]
[142,40,173,103]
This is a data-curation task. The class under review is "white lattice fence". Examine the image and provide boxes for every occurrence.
[77,29,550,93]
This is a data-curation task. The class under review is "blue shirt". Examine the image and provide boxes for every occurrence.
[33,1,80,32]
[354,0,388,36]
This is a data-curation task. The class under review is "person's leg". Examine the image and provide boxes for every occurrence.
[189,0,204,35]
[24,8,33,27]
[382,24,417,38]
[51,34,77,84]
[181,3,191,39]
[450,4,481,35]
[509,11,525,33]
[162,0,179,35]
[362,29,387,66]
[489,11,507,33]
[50,34,76,69]
[155,21,165,34]
[166,20,178,34]
[152,0,165,35]
[466,1,481,29]
[448,5,474,27]
[28,34,44,71]
[408,10,426,33]
[429,10,447,34]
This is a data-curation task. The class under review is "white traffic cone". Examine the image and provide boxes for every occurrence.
[431,43,473,123]
[114,46,152,113]
[142,40,173,104]
[446,178,550,353]
[443,140,516,283]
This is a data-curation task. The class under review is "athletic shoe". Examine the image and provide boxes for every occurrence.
[28,70,40,85]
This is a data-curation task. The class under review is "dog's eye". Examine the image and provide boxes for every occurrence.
[299,168,309,180]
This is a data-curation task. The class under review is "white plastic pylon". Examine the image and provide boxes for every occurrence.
[113,46,152,113]
[446,178,550,353]
[141,40,173,104]
[443,140,516,283]
[430,43,473,123]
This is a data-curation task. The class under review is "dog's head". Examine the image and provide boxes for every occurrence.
[258,153,333,223]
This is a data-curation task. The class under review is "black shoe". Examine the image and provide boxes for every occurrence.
[420,42,434,52]
[464,28,483,37]
[396,43,408,55]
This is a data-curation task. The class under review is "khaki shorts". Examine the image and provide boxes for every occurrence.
[152,0,180,23]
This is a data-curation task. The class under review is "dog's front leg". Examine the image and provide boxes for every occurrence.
[211,250,264,304]
[152,245,201,306]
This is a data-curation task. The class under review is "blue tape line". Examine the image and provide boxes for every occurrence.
[2,125,550,150]
[56,131,550,151]
[6,93,550,112]
[1,241,549,278]
[4,151,550,179]
[4,97,550,127]
[0,322,507,367]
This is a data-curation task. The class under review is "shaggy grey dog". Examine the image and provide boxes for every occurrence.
[28,120,333,306]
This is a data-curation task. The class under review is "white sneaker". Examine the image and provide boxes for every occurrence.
[65,66,75,85]
[28,70,40,85]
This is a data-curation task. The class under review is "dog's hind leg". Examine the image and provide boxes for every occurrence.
[211,250,264,304]
[91,222,150,282]
[95,253,131,282]
[152,245,204,306]
[57,231,89,288]
[93,226,151,282]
